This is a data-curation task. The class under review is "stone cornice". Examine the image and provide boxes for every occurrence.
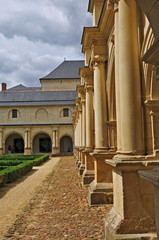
[88,0,104,13]
[81,27,106,54]
[76,85,85,94]
[79,67,93,80]
[98,0,114,40]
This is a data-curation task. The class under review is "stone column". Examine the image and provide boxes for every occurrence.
[77,86,86,176]
[82,99,86,149]
[104,1,156,238]
[24,129,31,155]
[52,130,56,154]
[55,129,59,154]
[88,56,115,205]
[25,131,28,149]
[93,55,108,151]
[82,82,95,186]
[114,3,122,151]
[28,130,31,149]
[78,104,83,166]
[108,121,117,151]
[76,112,81,167]
[79,106,82,148]
[85,84,94,150]
[118,0,144,154]
[0,129,3,155]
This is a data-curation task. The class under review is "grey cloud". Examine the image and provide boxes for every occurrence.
[0,0,91,88]
[0,0,91,47]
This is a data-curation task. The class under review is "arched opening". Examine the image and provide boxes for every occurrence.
[5,134,24,154]
[60,136,73,153]
[33,133,52,154]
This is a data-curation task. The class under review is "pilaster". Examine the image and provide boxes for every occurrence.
[24,129,31,155]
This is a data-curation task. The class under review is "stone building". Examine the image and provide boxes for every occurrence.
[0,60,84,155]
[74,0,159,239]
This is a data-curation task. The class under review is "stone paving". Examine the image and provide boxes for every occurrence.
[2,156,111,240]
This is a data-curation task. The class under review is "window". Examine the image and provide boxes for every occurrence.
[12,109,17,118]
[63,108,69,117]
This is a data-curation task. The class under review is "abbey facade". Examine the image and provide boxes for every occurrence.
[74,0,159,239]
[0,60,84,155]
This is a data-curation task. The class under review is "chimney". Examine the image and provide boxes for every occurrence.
[2,83,7,92]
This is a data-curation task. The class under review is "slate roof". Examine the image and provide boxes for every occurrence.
[40,60,85,81]
[7,84,42,91]
[0,91,76,106]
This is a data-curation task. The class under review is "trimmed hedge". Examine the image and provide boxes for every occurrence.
[31,154,49,166]
[0,154,50,186]
[0,161,34,186]
[0,160,23,166]
[0,155,41,160]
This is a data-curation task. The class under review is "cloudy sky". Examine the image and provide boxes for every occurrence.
[0,0,92,89]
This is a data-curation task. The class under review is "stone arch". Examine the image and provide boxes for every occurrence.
[60,135,73,153]
[5,132,24,154]
[35,108,48,119]
[32,132,52,154]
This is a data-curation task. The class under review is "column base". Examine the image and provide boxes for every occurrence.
[104,208,157,240]
[24,148,31,155]
[88,180,113,206]
[82,169,94,186]
[78,164,85,176]
[52,147,59,154]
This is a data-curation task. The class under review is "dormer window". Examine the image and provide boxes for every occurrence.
[63,108,69,117]
[12,109,17,118]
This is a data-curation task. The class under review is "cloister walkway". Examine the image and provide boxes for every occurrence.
[0,156,111,240]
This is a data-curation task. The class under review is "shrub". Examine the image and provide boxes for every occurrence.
[0,155,41,160]
[31,154,49,166]
[0,160,23,166]
[0,161,34,186]
[0,154,50,187]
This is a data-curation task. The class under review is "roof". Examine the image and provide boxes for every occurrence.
[40,60,85,81]
[7,84,41,91]
[0,91,76,106]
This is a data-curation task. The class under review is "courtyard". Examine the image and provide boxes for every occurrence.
[0,156,111,240]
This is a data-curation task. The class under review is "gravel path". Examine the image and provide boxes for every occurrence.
[1,156,111,240]
[0,157,60,238]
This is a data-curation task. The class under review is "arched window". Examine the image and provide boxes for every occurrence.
[12,109,17,118]
[63,108,69,117]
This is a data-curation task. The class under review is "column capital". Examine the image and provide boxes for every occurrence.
[25,128,30,132]
[85,84,93,92]
[78,105,82,112]
[92,55,106,66]
[81,99,86,105]
[113,1,119,13]
[75,97,81,105]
